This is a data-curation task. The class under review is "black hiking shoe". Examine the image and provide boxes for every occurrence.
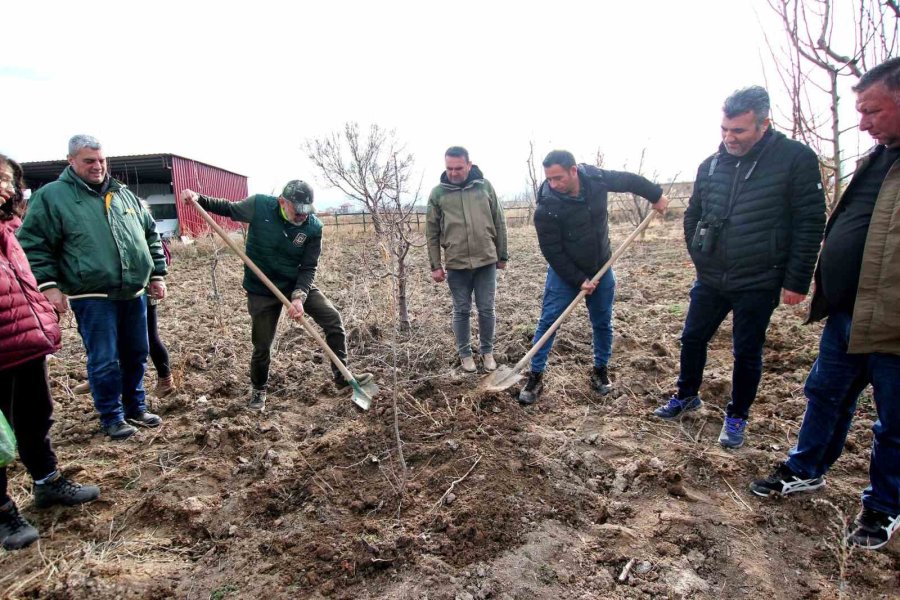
[249,387,266,411]
[126,411,162,428]
[0,501,39,550]
[847,507,900,550]
[590,365,612,395]
[749,463,825,497]
[33,472,100,508]
[518,371,544,406]
[103,420,138,440]
[334,372,374,389]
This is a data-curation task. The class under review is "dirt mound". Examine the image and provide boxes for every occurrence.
[1,222,896,599]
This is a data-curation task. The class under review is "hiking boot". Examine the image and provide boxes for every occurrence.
[72,381,91,395]
[33,472,101,508]
[103,420,138,440]
[749,463,825,497]
[518,371,544,406]
[718,416,748,449]
[653,394,703,420]
[590,365,612,395]
[334,372,375,389]
[154,375,176,398]
[482,353,498,372]
[126,411,162,428]
[249,387,266,411]
[847,507,900,550]
[0,501,38,550]
[460,356,477,373]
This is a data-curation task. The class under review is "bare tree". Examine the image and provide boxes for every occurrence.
[306,123,414,235]
[762,0,898,209]
[306,122,420,329]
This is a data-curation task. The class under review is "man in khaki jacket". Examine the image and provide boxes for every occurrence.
[426,147,507,373]
[750,57,900,551]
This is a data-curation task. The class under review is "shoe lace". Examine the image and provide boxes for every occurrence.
[664,396,684,411]
[47,476,82,498]
[725,417,746,434]
[1,505,29,531]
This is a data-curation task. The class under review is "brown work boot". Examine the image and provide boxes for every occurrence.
[154,375,176,397]
[72,381,91,395]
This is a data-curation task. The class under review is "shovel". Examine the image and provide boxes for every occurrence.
[482,210,658,392]
[187,197,378,410]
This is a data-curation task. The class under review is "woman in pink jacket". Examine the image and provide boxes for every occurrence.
[0,154,100,550]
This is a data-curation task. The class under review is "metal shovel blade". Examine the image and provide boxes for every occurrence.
[480,366,524,392]
[349,379,379,411]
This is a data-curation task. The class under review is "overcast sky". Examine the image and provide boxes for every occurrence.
[2,0,866,207]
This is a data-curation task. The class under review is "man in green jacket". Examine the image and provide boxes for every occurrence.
[181,181,371,411]
[750,58,900,551]
[426,147,508,373]
[18,135,167,440]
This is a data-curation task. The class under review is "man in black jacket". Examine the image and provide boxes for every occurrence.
[653,87,826,449]
[518,150,668,405]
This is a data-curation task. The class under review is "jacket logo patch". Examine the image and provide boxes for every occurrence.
[293,233,307,246]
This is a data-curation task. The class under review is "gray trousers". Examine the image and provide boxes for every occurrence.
[247,289,346,389]
[446,263,497,357]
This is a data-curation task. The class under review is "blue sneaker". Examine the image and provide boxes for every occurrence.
[718,416,747,449]
[653,395,702,420]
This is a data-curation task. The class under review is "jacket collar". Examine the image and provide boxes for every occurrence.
[440,164,485,190]
[59,166,121,198]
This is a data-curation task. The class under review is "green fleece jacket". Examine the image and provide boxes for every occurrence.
[198,194,323,300]
[17,167,166,300]
[425,165,508,271]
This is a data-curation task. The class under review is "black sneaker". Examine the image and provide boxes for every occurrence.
[0,501,39,550]
[590,365,612,395]
[249,387,266,411]
[749,463,825,497]
[847,507,900,550]
[33,472,100,508]
[518,371,544,406]
[103,420,138,440]
[126,411,162,428]
[334,372,374,389]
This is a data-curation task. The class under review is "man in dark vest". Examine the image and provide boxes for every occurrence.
[181,182,372,411]
[751,58,900,551]
[652,86,826,449]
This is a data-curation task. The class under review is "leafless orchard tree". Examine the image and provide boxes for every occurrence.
[762,0,898,209]
[306,122,421,330]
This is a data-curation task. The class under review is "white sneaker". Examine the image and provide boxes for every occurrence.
[460,356,477,373]
[482,353,497,372]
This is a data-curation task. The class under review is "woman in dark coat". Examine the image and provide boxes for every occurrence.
[0,154,100,550]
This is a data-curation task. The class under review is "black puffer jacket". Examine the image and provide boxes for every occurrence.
[684,128,826,293]
[534,165,662,287]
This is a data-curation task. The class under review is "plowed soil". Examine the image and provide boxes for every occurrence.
[1,218,897,600]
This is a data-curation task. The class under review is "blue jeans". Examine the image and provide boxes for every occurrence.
[447,264,497,357]
[786,312,900,515]
[677,281,779,419]
[71,296,149,427]
[529,266,615,373]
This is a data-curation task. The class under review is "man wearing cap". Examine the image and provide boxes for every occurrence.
[180,182,372,411]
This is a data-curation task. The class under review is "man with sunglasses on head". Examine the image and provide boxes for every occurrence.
[181,181,372,411]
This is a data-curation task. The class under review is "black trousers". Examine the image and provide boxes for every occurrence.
[147,300,171,378]
[0,357,58,503]
[247,289,346,389]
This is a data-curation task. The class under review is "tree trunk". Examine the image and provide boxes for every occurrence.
[396,241,411,331]
[829,69,843,212]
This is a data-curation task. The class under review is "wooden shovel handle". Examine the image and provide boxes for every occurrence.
[511,211,657,374]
